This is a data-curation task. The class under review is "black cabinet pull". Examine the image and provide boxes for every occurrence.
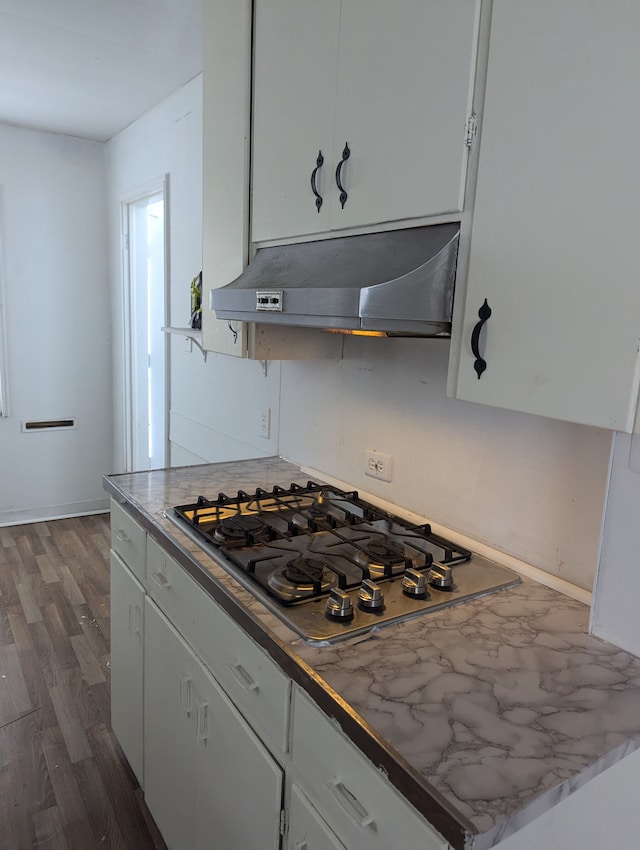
[471,299,492,379]
[310,150,324,212]
[335,142,350,208]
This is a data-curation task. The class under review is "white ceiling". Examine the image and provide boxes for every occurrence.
[0,0,203,142]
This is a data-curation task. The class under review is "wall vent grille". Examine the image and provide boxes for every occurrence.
[21,418,77,432]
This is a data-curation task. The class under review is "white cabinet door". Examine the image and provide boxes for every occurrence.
[449,0,640,430]
[329,0,479,231]
[251,0,340,242]
[251,0,480,243]
[193,660,283,850]
[144,600,197,850]
[287,784,347,850]
[145,596,284,850]
[109,551,145,787]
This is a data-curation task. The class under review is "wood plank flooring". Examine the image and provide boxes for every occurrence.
[0,514,167,850]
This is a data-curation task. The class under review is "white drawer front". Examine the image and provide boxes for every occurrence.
[291,687,449,850]
[110,499,146,583]
[287,784,347,850]
[146,535,290,753]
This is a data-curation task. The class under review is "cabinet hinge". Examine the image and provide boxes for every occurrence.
[279,809,287,837]
[464,113,478,151]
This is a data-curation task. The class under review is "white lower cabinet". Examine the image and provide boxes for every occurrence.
[287,785,347,850]
[290,687,450,850]
[110,510,450,850]
[144,599,284,850]
[109,551,145,787]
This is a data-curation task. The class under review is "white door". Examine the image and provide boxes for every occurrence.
[330,0,479,230]
[251,0,341,242]
[109,552,145,787]
[193,659,283,850]
[450,0,640,430]
[144,601,196,850]
[124,184,167,471]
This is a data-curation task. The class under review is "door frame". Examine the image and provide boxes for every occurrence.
[120,174,170,472]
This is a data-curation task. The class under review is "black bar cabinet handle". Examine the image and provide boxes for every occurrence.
[310,150,324,212]
[335,142,350,208]
[471,299,492,379]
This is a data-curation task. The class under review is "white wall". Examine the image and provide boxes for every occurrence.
[280,337,611,590]
[591,431,640,655]
[106,75,280,472]
[0,123,111,524]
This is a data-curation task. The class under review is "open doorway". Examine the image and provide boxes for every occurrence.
[122,177,168,471]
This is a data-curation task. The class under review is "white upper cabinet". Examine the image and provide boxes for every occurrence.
[251,0,481,243]
[449,0,640,430]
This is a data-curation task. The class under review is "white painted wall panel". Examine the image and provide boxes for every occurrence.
[591,432,640,656]
[280,338,611,590]
[0,122,111,523]
[107,76,280,471]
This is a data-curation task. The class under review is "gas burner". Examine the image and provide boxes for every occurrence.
[268,555,337,602]
[290,492,334,530]
[214,515,266,543]
[284,556,325,584]
[354,538,408,579]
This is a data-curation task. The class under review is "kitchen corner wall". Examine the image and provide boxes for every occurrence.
[106,75,279,471]
[104,77,613,592]
[279,337,612,591]
[0,122,111,525]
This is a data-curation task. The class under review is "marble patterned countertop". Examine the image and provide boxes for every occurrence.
[104,456,640,850]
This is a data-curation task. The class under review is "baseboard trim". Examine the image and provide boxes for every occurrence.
[0,498,110,528]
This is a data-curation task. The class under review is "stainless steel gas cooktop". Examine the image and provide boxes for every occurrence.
[171,482,520,643]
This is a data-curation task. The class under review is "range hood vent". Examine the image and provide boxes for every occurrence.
[210,223,460,337]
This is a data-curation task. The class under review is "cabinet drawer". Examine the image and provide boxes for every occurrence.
[146,535,290,753]
[110,499,146,583]
[291,687,449,850]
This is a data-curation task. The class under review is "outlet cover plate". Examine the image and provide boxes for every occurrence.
[364,449,393,483]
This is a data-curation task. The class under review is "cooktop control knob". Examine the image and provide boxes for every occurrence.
[325,588,354,620]
[429,563,454,590]
[402,567,428,598]
[357,579,384,610]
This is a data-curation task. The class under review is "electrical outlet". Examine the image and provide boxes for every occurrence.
[363,449,393,483]
[259,407,271,439]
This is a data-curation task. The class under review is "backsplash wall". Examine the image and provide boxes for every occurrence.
[279,336,611,590]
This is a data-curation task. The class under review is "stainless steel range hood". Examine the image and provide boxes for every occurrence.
[210,223,460,337]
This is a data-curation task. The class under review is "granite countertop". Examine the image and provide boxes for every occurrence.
[104,456,640,850]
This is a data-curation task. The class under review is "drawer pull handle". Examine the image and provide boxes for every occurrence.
[228,661,259,692]
[113,529,131,544]
[327,777,375,829]
[196,701,209,742]
[127,602,141,636]
[180,676,192,714]
[150,565,171,588]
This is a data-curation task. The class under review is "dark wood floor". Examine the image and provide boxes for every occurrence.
[0,513,167,850]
